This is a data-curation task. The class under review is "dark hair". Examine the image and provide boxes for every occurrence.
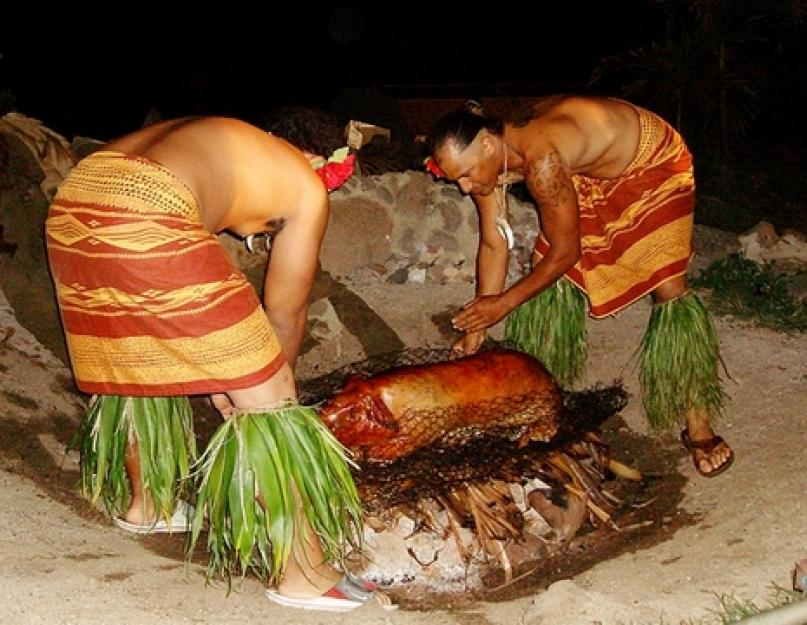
[426,107,503,156]
[259,106,344,157]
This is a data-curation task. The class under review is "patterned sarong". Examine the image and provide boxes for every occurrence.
[45,151,284,396]
[533,106,695,318]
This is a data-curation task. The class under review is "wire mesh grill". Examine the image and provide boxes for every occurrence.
[298,345,628,512]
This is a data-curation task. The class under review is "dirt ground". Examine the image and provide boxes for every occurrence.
[1,276,805,625]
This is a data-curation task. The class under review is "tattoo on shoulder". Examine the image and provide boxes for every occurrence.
[526,151,574,208]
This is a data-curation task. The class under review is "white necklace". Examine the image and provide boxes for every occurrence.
[495,139,514,250]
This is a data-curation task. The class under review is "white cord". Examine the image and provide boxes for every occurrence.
[496,139,515,250]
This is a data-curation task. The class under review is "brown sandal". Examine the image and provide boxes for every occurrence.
[680,428,734,478]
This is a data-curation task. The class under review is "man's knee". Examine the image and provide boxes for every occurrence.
[652,276,688,303]
[227,362,296,410]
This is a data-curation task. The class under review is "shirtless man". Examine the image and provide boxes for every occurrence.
[427,96,733,478]
[46,117,389,610]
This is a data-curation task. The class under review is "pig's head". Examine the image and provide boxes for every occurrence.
[318,378,399,446]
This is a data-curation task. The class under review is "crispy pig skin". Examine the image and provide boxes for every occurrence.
[318,348,562,461]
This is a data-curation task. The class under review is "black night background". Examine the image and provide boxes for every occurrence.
[2,0,806,232]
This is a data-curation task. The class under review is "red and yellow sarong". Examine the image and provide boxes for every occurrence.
[45,151,284,396]
[534,107,694,318]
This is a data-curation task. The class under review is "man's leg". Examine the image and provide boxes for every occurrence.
[505,275,588,388]
[225,363,342,597]
[202,364,366,598]
[75,395,196,524]
[122,440,149,525]
[276,502,343,598]
[121,438,193,528]
[648,277,733,476]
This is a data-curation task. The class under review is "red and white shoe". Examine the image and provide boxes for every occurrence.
[265,576,396,612]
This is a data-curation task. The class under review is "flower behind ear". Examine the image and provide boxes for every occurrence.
[307,147,356,192]
[424,156,446,178]
[314,152,356,192]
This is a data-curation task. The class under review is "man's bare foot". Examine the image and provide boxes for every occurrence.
[114,501,193,534]
[682,409,734,477]
[121,504,154,526]
[276,559,342,598]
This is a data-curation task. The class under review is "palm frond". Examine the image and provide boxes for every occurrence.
[70,395,196,520]
[639,292,727,431]
[190,405,362,586]
[505,277,588,388]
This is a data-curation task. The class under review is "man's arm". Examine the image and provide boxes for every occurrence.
[500,149,580,308]
[262,183,328,368]
[475,191,510,298]
[453,192,509,353]
[452,148,580,334]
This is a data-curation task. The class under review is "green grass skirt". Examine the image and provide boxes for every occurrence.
[504,277,588,388]
[72,395,197,522]
[640,292,727,431]
[189,404,363,585]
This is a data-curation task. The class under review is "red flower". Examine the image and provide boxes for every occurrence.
[424,157,446,178]
[315,153,357,192]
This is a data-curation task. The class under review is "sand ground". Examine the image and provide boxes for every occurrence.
[1,282,805,625]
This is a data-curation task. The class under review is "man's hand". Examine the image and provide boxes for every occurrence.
[451,294,510,334]
[452,330,487,355]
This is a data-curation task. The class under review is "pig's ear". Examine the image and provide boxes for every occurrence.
[360,395,400,434]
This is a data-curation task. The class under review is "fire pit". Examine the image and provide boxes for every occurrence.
[299,346,649,598]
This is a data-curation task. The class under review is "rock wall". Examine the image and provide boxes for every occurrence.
[324,172,539,286]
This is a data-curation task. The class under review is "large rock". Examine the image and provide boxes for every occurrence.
[738,220,807,272]
[0,131,69,364]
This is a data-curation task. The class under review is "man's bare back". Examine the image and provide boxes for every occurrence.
[104,116,324,235]
[505,96,653,180]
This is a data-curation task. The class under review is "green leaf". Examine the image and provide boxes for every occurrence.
[506,277,588,388]
[189,405,363,584]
